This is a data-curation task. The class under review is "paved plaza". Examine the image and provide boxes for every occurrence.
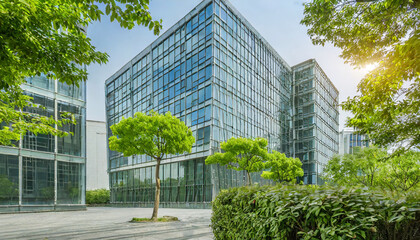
[0,207,213,240]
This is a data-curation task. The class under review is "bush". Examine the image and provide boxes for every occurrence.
[86,189,110,205]
[211,185,420,240]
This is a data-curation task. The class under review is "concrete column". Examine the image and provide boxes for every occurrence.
[54,79,58,208]
[18,135,23,209]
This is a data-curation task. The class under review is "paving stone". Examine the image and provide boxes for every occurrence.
[0,207,213,240]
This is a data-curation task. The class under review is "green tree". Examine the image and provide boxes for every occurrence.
[378,151,420,191]
[261,151,304,184]
[323,147,420,192]
[0,175,18,203]
[0,0,162,145]
[205,137,270,186]
[323,147,387,187]
[109,111,195,221]
[301,0,420,152]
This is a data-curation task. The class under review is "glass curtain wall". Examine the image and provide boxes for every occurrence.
[0,74,86,213]
[292,60,339,184]
[105,0,339,208]
[0,155,19,205]
[106,0,215,207]
[211,0,292,152]
[105,0,293,206]
[110,158,213,207]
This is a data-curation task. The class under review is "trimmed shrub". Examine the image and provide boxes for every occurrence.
[211,185,419,240]
[86,189,110,205]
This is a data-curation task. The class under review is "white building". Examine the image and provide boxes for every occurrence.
[339,128,370,155]
[86,120,108,190]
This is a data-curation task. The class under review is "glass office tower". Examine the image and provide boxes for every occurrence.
[0,75,86,213]
[292,60,339,185]
[105,0,338,207]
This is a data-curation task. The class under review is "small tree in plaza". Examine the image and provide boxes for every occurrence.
[109,111,195,221]
[261,151,304,184]
[205,137,270,186]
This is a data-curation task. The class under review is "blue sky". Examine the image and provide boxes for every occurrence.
[86,0,370,130]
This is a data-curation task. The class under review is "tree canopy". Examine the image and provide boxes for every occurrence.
[109,111,194,220]
[323,147,420,192]
[261,151,303,184]
[205,137,270,186]
[301,0,420,152]
[378,150,420,192]
[0,0,161,145]
[1,0,161,90]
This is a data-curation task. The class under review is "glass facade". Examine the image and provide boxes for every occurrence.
[105,0,339,207]
[292,60,339,185]
[339,128,370,155]
[0,74,86,213]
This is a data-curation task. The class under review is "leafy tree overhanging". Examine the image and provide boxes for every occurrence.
[301,0,420,153]
[0,0,162,145]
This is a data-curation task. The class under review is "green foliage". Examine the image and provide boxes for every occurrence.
[41,186,55,200]
[205,137,270,185]
[86,189,110,205]
[0,86,76,146]
[301,0,420,152]
[379,151,420,191]
[211,185,420,240]
[130,216,178,222]
[0,175,18,203]
[261,150,304,183]
[324,147,387,188]
[324,147,420,192]
[109,110,194,219]
[109,111,195,159]
[0,0,161,145]
[0,0,161,90]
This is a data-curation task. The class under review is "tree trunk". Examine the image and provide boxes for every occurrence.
[247,171,252,186]
[151,158,161,221]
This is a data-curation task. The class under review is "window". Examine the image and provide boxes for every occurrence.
[206,23,212,36]
[205,105,211,121]
[205,85,212,100]
[199,88,205,104]
[206,3,213,19]
[206,65,212,80]
[196,126,210,146]
[206,46,212,59]
[191,111,197,125]
[221,7,227,22]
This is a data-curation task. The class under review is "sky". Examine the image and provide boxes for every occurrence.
[86,0,371,130]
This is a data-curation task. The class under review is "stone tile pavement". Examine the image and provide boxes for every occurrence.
[0,207,213,239]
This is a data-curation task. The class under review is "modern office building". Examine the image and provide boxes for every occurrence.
[292,60,339,184]
[105,0,339,207]
[339,128,369,155]
[0,75,86,213]
[86,120,108,190]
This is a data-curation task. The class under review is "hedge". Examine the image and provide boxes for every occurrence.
[211,185,419,240]
[86,189,110,205]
